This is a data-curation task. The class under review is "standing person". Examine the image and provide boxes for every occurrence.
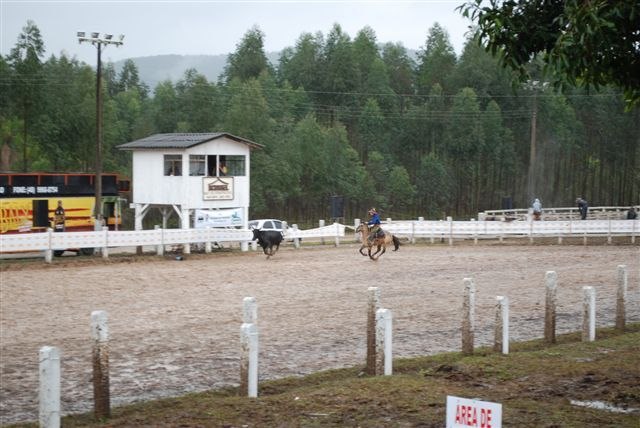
[532,198,542,221]
[367,208,384,243]
[576,198,588,220]
[627,206,637,219]
[53,200,66,231]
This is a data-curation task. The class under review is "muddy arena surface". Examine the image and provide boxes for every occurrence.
[1,241,639,424]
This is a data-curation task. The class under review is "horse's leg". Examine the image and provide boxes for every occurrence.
[359,244,369,256]
[370,244,381,258]
[368,246,376,260]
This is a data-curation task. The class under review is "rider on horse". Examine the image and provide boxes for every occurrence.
[367,208,385,243]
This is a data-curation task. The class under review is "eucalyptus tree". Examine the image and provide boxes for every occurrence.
[416,23,457,96]
[352,26,380,95]
[152,80,179,133]
[386,165,416,216]
[446,87,484,214]
[415,153,454,218]
[223,78,277,215]
[36,54,95,171]
[175,69,220,132]
[324,123,370,218]
[0,56,11,113]
[479,100,517,209]
[567,89,639,206]
[364,150,389,211]
[452,36,514,104]
[381,42,415,112]
[320,24,358,125]
[224,25,273,84]
[117,59,149,99]
[277,32,324,96]
[7,20,45,171]
[356,98,387,163]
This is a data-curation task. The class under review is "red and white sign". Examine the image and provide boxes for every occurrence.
[446,396,502,428]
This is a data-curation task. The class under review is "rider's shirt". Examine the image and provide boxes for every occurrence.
[368,213,381,225]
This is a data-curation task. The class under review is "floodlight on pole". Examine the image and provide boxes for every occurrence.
[77,31,124,225]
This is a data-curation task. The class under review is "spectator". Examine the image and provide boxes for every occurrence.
[576,198,588,220]
[53,200,65,231]
[532,198,542,221]
[627,207,637,220]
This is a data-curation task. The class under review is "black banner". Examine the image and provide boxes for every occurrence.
[0,184,118,198]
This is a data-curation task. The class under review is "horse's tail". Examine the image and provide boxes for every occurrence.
[392,235,400,251]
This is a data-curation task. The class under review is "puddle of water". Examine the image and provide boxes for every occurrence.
[570,400,640,414]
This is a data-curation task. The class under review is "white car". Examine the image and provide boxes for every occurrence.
[248,219,288,233]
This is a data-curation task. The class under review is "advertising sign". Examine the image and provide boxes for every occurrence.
[446,396,502,428]
[194,208,243,228]
[203,177,234,200]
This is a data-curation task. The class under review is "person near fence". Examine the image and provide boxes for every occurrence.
[367,208,384,243]
[627,207,637,220]
[576,198,588,220]
[532,198,542,221]
[53,200,65,232]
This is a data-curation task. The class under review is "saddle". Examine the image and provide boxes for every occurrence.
[367,227,385,242]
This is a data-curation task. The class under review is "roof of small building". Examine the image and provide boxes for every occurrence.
[117,133,263,150]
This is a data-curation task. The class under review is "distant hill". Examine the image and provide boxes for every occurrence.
[113,52,280,90]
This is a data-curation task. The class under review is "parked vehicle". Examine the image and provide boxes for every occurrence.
[248,219,288,234]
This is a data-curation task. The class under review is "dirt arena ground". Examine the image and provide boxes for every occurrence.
[1,240,638,424]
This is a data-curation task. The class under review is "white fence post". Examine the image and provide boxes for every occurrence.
[366,286,380,375]
[91,310,110,419]
[334,222,340,247]
[155,225,164,256]
[375,308,393,376]
[447,216,453,246]
[292,224,300,249]
[462,278,475,355]
[354,218,361,242]
[101,226,109,259]
[39,346,61,428]
[616,265,627,331]
[494,296,509,355]
[243,296,257,325]
[472,219,478,245]
[582,286,596,342]
[205,227,212,253]
[319,219,325,245]
[240,323,258,397]
[544,271,557,344]
[44,228,53,264]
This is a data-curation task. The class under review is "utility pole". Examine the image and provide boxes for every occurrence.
[77,32,124,224]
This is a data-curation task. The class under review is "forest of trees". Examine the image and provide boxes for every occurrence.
[1,20,638,223]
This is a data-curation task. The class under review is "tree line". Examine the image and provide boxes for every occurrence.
[1,20,638,223]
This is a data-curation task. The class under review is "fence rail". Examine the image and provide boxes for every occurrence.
[480,205,639,221]
[382,219,638,242]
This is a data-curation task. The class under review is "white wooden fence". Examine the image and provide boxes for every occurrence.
[480,205,639,221]
[381,219,638,244]
[0,219,637,262]
[0,223,347,260]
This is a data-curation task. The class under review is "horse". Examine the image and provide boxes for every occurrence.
[355,223,400,260]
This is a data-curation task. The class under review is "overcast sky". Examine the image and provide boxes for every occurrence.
[1,0,473,65]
